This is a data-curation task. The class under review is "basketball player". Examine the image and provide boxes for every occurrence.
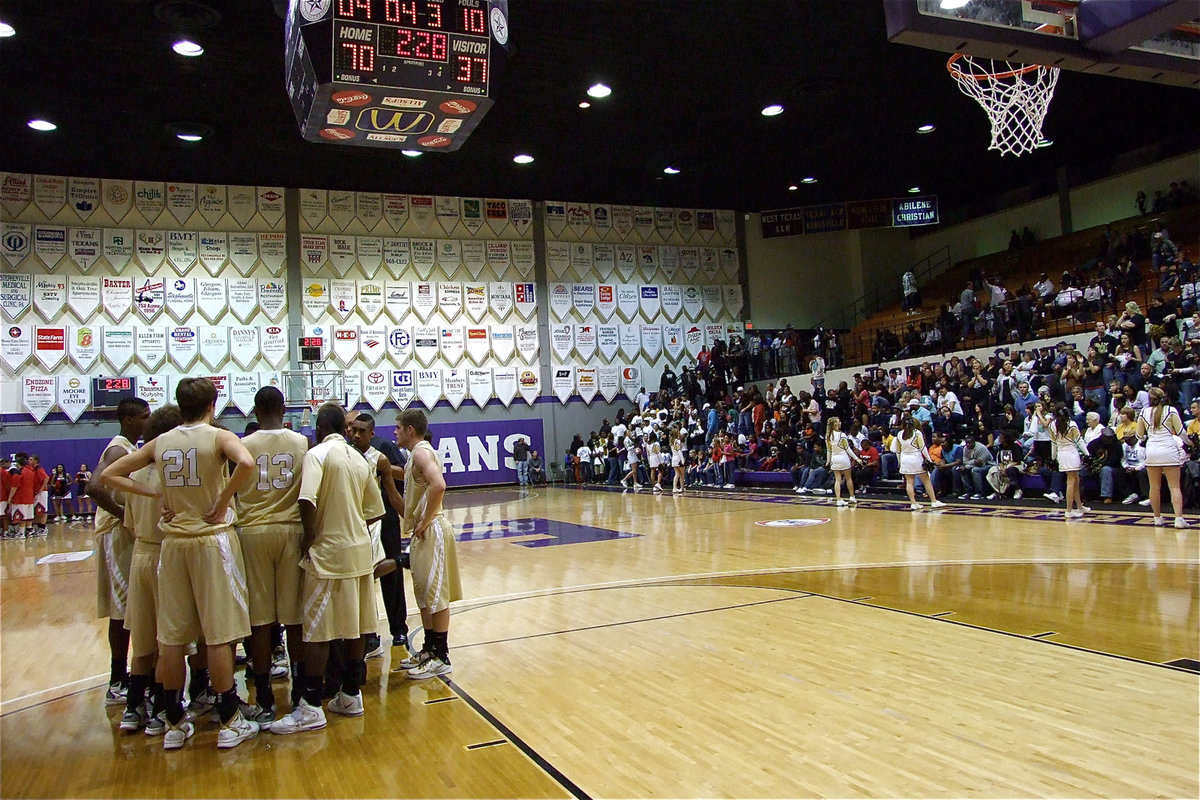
[270,404,384,734]
[393,409,462,680]
[236,386,309,722]
[100,378,258,750]
[30,454,49,536]
[86,396,150,704]
[119,404,182,732]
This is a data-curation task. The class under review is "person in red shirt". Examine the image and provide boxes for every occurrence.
[7,453,39,538]
[30,455,50,535]
[0,456,13,538]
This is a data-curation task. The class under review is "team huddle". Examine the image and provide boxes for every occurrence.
[93,377,461,751]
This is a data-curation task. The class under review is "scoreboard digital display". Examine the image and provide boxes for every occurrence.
[92,376,137,410]
[287,0,508,151]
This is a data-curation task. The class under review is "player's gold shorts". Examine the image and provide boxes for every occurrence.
[96,528,135,620]
[124,540,161,658]
[157,531,250,647]
[238,523,303,627]
[409,516,462,614]
[300,572,377,643]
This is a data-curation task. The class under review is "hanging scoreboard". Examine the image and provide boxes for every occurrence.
[287,0,509,151]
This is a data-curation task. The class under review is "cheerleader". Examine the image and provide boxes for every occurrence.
[825,418,862,507]
[646,434,663,492]
[890,413,947,511]
[1137,387,1190,527]
[1040,404,1088,518]
[670,431,686,493]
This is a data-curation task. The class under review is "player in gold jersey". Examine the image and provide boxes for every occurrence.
[236,387,309,722]
[101,378,258,751]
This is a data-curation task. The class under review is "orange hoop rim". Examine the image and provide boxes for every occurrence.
[946,52,1044,81]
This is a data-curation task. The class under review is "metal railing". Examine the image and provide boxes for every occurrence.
[813,245,951,331]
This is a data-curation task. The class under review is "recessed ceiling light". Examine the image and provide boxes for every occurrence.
[27,119,57,132]
[578,101,591,109]
[587,83,611,99]
[917,123,936,133]
[940,0,970,9]
[908,186,922,193]
[761,104,784,117]
[401,150,422,157]
[801,177,817,184]
[173,39,204,57]
[788,185,798,191]
[513,154,535,164]
[663,166,681,175]
[0,21,15,37]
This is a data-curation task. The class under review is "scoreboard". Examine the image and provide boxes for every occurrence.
[287,0,509,151]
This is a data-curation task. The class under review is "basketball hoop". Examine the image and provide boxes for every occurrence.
[947,53,1060,157]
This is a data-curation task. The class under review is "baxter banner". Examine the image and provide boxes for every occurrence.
[374,417,544,488]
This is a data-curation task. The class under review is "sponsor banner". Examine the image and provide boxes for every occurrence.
[133,180,165,222]
[226,232,256,275]
[329,234,357,277]
[261,324,288,367]
[437,238,462,272]
[2,222,31,267]
[223,278,256,324]
[546,240,569,279]
[681,285,703,320]
[1,173,32,218]
[598,365,620,402]
[511,240,535,277]
[412,281,436,322]
[230,373,261,416]
[633,207,655,241]
[408,195,435,233]
[660,246,680,280]
[195,278,228,323]
[257,278,287,322]
[0,274,32,320]
[357,280,385,322]
[700,247,720,281]
[34,225,68,270]
[596,324,619,362]
[34,175,67,218]
[23,376,56,423]
[492,367,516,407]
[723,284,744,317]
[675,209,697,241]
[391,368,416,409]
[621,365,641,403]
[719,246,739,278]
[460,198,484,237]
[716,209,736,242]
[329,191,355,230]
[356,192,383,230]
[32,276,67,321]
[363,368,390,411]
[410,238,436,279]
[662,322,685,361]
[197,184,227,226]
[465,325,490,364]
[705,323,726,349]
[300,234,329,274]
[463,282,488,322]
[566,203,591,238]
[387,324,412,361]
[435,196,460,236]
[355,236,383,277]
[550,323,573,361]
[570,242,592,279]
[619,324,641,361]
[574,324,597,361]
[359,324,387,365]
[591,243,615,280]
[490,324,514,361]
[133,277,165,322]
[544,201,566,237]
[615,284,639,322]
[508,199,533,238]
[68,324,100,370]
[467,367,492,407]
[549,281,571,320]
[613,244,636,283]
[438,281,463,321]
[518,367,540,406]
[302,279,330,319]
[576,366,598,404]
[330,278,357,321]
[552,366,574,404]
[2,323,32,370]
[595,284,616,321]
[488,281,514,320]
[382,194,410,232]
[611,206,633,240]
[515,324,539,363]
[660,284,683,321]
[197,325,228,370]
[102,276,134,320]
[439,325,465,366]
[696,210,716,241]
[69,227,102,273]
[485,199,509,236]
[138,374,170,411]
[442,367,468,409]
[684,323,704,359]
[640,324,662,360]
[383,237,412,277]
[514,282,537,320]
[134,229,165,273]
[34,325,67,370]
[229,325,260,369]
[461,239,487,279]
[102,325,136,371]
[679,246,700,281]
[701,286,724,318]
[168,324,199,370]
[654,208,676,241]
[300,188,328,229]
[412,324,439,366]
[202,374,230,415]
[485,240,510,277]
[135,325,167,370]
[416,368,442,409]
[384,280,411,322]
[639,285,661,320]
[57,375,91,422]
[343,370,364,408]
[166,183,197,225]
[572,282,597,320]
[67,275,100,321]
[227,185,257,227]
[331,325,359,365]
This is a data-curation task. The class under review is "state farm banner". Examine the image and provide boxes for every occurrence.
[640,324,663,360]
[514,282,537,320]
[230,233,260,276]
[571,283,596,319]
[660,284,682,321]
[598,365,621,402]
[442,367,468,410]
[467,367,493,407]
[69,227,102,273]
[2,323,32,370]
[415,368,442,409]
[136,326,168,371]
[485,199,510,236]
[492,367,516,407]
[357,280,385,322]
[614,244,636,282]
[461,240,486,280]
[682,285,703,320]
[662,323,685,361]
[518,367,540,406]
[438,281,463,321]
[439,325,465,366]
[134,277,165,322]
[574,324,597,361]
[595,284,616,321]
[32,276,67,321]
[412,281,436,322]
[639,285,661,320]
[23,376,56,423]
[197,232,227,275]
[196,278,228,323]
[490,324,514,361]
[383,238,411,278]
[331,325,359,365]
[391,368,416,409]
[550,323,574,361]
[69,324,101,371]
[549,282,571,320]
[229,326,260,369]
[102,325,136,371]
[330,278,356,321]
[168,324,199,370]
[723,284,744,316]
[489,282,514,319]
[34,225,67,270]
[57,375,91,422]
[597,324,619,361]
[576,367,598,405]
[34,325,67,369]
[515,324,539,364]
[546,241,569,279]
[684,323,704,359]
[552,366,574,404]
[511,240,535,277]
[615,284,639,322]
[619,324,641,361]
[463,282,488,323]
[570,242,592,279]
[465,326,490,364]
[197,325,229,370]
[385,281,411,322]
[67,275,100,320]
[258,278,287,322]
[702,285,724,318]
[437,238,462,272]
[412,325,439,366]
[362,368,390,412]
[410,239,436,279]
[102,275,134,320]
[301,279,329,319]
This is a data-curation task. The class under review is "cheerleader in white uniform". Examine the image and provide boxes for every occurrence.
[890,413,947,511]
[670,431,686,494]
[1137,387,1189,527]
[1040,404,1087,519]
[825,418,861,507]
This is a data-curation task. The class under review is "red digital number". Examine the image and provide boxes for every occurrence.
[337,0,372,19]
[455,55,487,85]
[461,7,485,34]
[342,42,376,72]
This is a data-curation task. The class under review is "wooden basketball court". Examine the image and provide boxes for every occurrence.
[1,486,1196,798]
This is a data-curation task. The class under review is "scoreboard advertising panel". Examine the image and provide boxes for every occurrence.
[287,0,509,151]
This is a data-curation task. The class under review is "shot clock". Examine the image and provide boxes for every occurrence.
[91,376,138,410]
[287,0,509,151]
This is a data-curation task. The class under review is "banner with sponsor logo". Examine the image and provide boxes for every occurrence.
[34,325,67,370]
[576,366,598,405]
[597,324,619,362]
[197,325,228,370]
[489,282,513,319]
[442,367,468,410]
[362,368,390,411]
[102,325,136,371]
[57,375,90,422]
[598,365,620,402]
[416,368,442,409]
[23,376,56,423]
[68,324,100,371]
[391,369,416,409]
[552,366,574,404]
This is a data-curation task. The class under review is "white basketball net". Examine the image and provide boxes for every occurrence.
[948,55,1060,157]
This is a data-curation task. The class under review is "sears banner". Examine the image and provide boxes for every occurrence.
[376,417,544,488]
